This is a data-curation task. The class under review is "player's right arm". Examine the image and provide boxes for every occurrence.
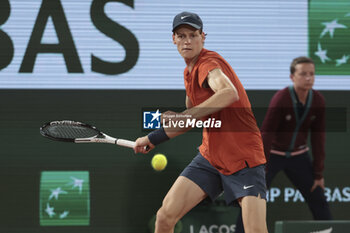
[164,68,239,139]
[182,68,239,119]
[134,69,237,153]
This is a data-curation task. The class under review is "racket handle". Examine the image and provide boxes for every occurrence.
[116,139,135,148]
[116,139,150,151]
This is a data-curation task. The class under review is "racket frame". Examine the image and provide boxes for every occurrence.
[40,120,135,149]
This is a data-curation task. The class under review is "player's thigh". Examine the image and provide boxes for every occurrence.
[222,164,267,206]
[160,176,207,220]
[179,152,223,201]
[240,195,267,233]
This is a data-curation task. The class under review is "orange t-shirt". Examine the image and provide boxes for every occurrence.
[184,48,266,175]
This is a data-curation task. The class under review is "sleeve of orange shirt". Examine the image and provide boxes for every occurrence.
[198,59,222,87]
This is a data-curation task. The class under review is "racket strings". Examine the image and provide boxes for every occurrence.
[44,125,99,139]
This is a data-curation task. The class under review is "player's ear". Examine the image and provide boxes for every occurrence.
[172,34,176,44]
[201,31,206,43]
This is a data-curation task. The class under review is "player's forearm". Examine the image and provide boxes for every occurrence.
[183,88,238,119]
[160,88,237,138]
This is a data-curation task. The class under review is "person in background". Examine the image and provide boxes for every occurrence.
[235,56,332,233]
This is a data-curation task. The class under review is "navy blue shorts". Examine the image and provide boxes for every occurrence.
[180,153,267,206]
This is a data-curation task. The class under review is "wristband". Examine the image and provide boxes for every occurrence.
[147,127,170,145]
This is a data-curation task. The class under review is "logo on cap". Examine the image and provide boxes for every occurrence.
[172,11,203,32]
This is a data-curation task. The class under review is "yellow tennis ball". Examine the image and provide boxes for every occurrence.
[151,154,167,171]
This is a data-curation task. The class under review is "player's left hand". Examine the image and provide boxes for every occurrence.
[311,178,325,192]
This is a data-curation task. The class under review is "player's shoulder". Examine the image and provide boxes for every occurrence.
[199,49,231,71]
[199,49,223,62]
[196,49,221,69]
[202,48,220,56]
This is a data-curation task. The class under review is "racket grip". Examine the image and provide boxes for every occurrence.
[116,139,135,148]
[116,139,150,151]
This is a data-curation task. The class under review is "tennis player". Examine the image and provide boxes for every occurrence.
[134,12,268,233]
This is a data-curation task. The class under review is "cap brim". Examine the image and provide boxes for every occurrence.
[172,22,201,32]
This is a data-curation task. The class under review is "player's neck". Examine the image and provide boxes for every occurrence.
[185,55,199,73]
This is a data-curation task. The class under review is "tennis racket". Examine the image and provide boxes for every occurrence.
[40,120,136,149]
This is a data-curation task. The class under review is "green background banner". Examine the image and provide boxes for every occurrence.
[309,0,350,74]
[40,171,90,226]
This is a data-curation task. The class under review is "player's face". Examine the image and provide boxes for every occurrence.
[173,25,205,61]
[290,63,315,91]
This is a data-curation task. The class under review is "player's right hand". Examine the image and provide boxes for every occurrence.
[133,136,154,154]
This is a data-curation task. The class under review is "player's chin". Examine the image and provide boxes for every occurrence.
[181,51,194,59]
